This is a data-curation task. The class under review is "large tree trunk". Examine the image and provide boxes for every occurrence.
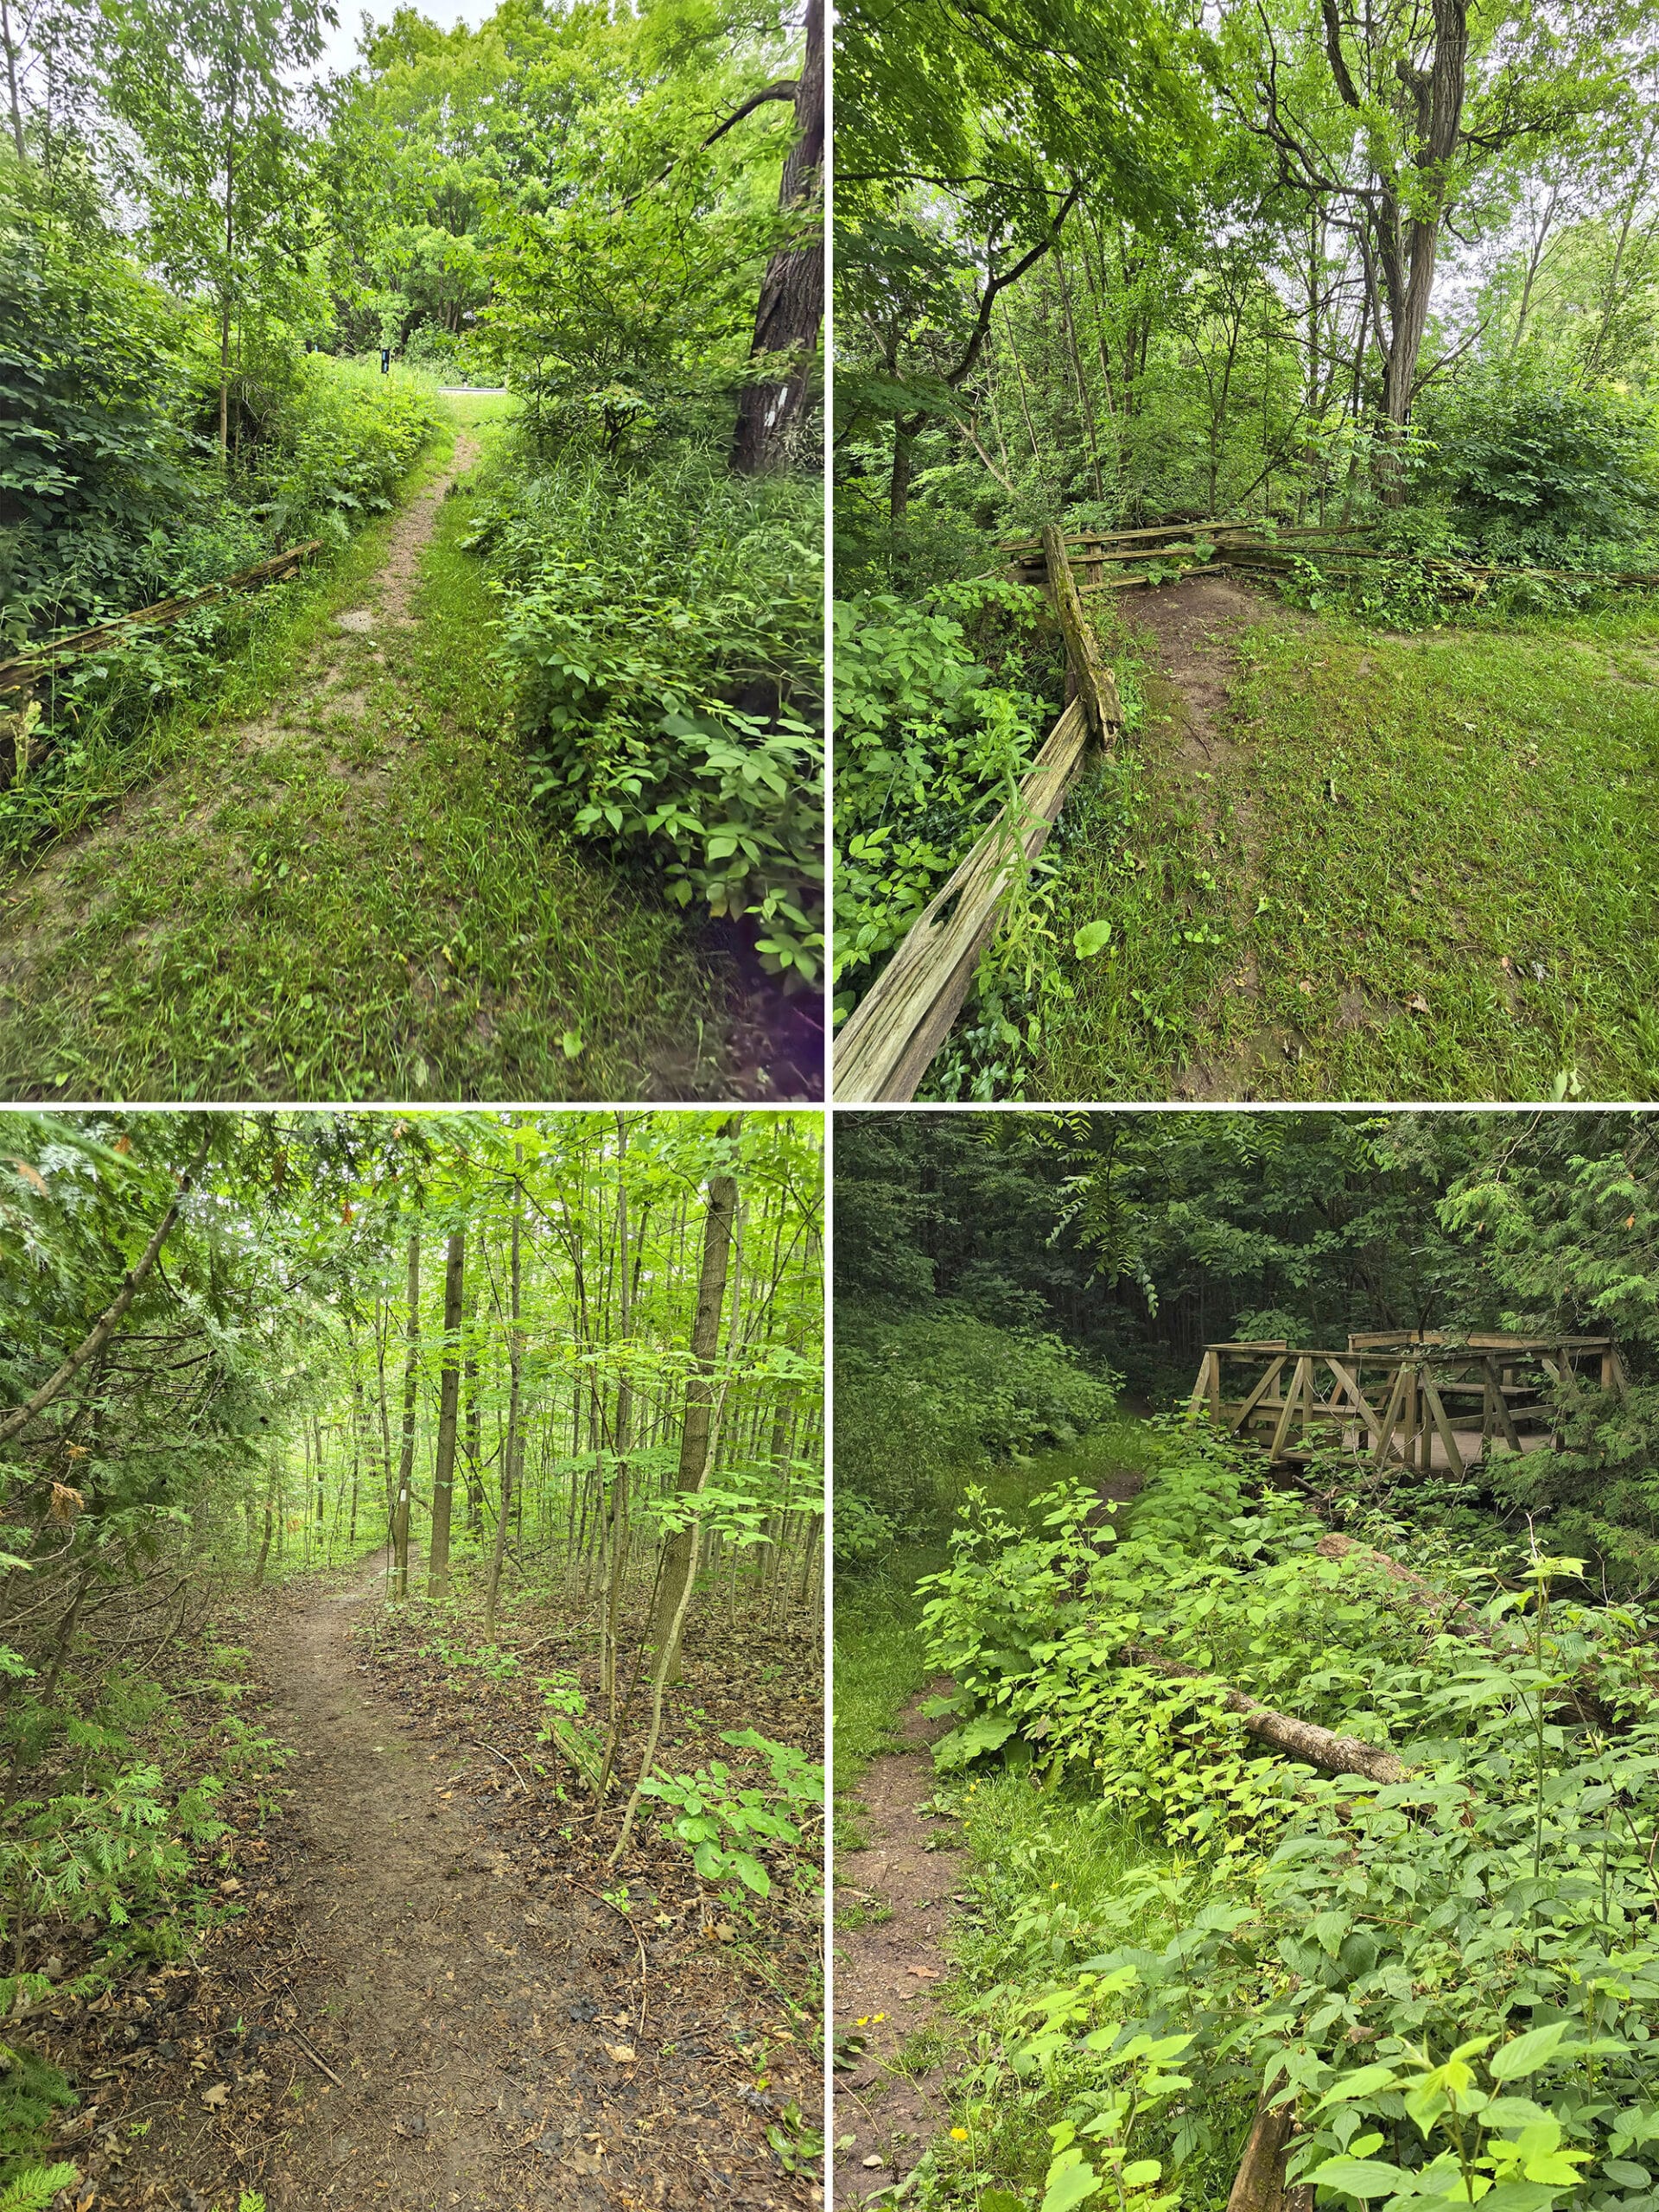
[427,1228,465,1600]
[731,0,823,473]
[649,1121,741,1667]
[392,1231,420,1598]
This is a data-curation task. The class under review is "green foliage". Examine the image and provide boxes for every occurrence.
[835,1310,1120,1538]
[258,359,438,546]
[0,164,198,635]
[0,2050,77,2194]
[0,2162,81,2211]
[470,439,822,981]
[898,1413,1659,2212]
[639,1731,823,1897]
[832,582,1056,1025]
[1422,367,1659,561]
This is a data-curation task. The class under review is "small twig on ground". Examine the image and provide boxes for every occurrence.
[469,1739,528,1793]
[287,2025,344,2087]
[571,1881,649,2035]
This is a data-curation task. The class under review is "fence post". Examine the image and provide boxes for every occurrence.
[1040,521,1123,745]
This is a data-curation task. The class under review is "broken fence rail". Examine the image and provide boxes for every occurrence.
[833,524,1122,1103]
[0,539,326,699]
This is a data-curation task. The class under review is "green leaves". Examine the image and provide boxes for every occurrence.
[1073,919,1114,960]
[1488,2026,1578,2082]
[493,448,823,982]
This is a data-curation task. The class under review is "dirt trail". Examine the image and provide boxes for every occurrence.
[1127,575,1268,768]
[251,1555,624,2210]
[831,1470,1145,2209]
[832,1687,964,2209]
[0,435,480,1006]
[1116,576,1332,1100]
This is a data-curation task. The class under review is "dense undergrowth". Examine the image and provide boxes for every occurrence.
[467,435,825,986]
[880,1421,1659,2212]
[3,143,452,878]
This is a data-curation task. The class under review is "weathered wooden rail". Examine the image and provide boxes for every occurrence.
[1188,1331,1626,1471]
[833,523,1122,1103]
[0,539,326,699]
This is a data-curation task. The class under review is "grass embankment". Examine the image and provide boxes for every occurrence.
[0,394,725,1101]
[1034,598,1659,1102]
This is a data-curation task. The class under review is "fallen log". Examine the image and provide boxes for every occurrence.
[1122,1643,1410,1783]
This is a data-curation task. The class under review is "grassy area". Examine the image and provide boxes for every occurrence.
[1031,597,1659,1101]
[0,397,730,1101]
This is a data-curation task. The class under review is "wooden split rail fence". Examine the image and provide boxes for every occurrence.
[1187,1330,1626,1472]
[0,539,326,702]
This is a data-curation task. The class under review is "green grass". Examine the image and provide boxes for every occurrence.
[0,400,734,1100]
[1030,597,1659,1102]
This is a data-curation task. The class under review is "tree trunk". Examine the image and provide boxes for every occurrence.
[649,1120,741,1668]
[1228,2077,1313,2212]
[890,414,917,527]
[731,0,823,471]
[392,1230,420,1598]
[427,1227,465,1600]
[462,1261,483,1538]
[484,1159,524,1640]
[1,0,25,162]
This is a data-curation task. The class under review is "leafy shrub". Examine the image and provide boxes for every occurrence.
[0,165,196,638]
[257,359,438,545]
[908,1421,1659,2212]
[835,1309,1119,1538]
[640,1729,823,1898]
[476,442,823,982]
[1421,364,1659,559]
[832,581,1055,1026]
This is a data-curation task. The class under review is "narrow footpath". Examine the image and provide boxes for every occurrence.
[832,1688,964,2209]
[0,422,753,1103]
[42,1560,817,2212]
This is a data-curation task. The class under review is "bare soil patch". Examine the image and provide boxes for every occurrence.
[35,1562,823,2212]
[832,1689,963,2209]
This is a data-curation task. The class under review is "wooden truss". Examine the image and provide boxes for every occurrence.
[1186,1332,1626,1471]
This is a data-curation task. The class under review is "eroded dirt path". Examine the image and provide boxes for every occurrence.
[832,1687,964,2209]
[251,1554,624,2209]
[1115,577,1324,1100]
[48,1559,818,2212]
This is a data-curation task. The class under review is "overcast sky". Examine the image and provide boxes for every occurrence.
[312,0,501,81]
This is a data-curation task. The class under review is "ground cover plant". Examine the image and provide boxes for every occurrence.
[832,1107,1659,2210]
[831,0,1659,1099]
[0,1107,824,2206]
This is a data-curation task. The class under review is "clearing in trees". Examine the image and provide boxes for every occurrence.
[833,0,1659,1102]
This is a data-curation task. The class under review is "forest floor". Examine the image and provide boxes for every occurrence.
[33,1556,823,2212]
[1032,575,1659,1103]
[0,398,809,1103]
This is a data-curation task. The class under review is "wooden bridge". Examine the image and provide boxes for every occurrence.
[1186,1332,1626,1471]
